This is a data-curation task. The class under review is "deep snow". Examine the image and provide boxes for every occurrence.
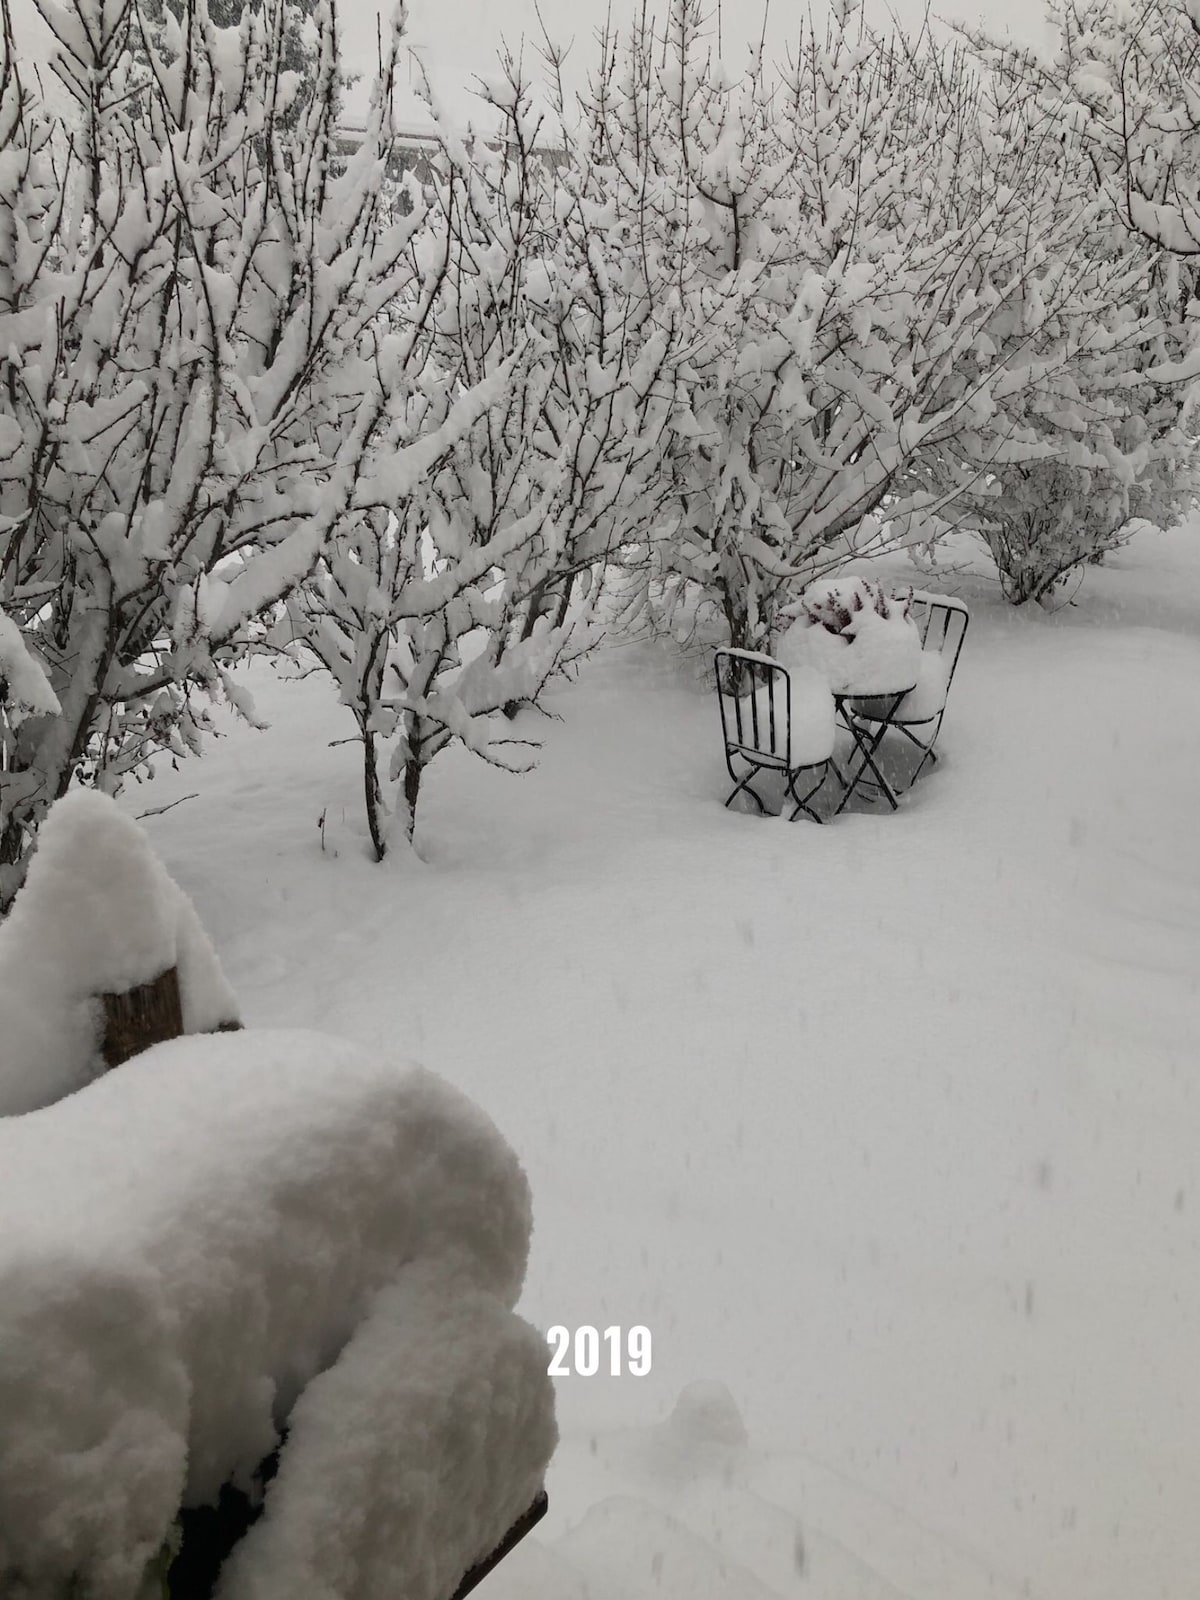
[111,523,1200,1600]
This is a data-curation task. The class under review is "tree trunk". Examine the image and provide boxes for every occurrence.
[503,573,576,720]
[552,570,577,630]
[400,755,422,844]
[722,584,750,655]
[363,727,388,862]
[518,575,560,644]
[0,814,26,914]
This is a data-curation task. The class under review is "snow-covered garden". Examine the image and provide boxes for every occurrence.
[3,0,1200,1595]
[10,519,1194,1600]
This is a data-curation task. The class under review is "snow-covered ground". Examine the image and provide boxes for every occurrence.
[118,524,1200,1600]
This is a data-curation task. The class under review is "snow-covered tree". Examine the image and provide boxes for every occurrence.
[576,0,1186,642]
[280,59,680,854]
[961,0,1200,256]
[139,0,320,129]
[0,0,502,908]
[575,0,828,655]
[937,6,1200,600]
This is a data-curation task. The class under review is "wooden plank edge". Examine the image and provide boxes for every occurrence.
[448,1489,549,1600]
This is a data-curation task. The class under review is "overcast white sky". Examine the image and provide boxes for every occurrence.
[391,0,1051,125]
[11,0,1051,127]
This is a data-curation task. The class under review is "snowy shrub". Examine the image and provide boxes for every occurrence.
[923,266,1198,604]
[960,456,1155,606]
[0,0,497,908]
[940,1,1200,601]
[577,0,1192,645]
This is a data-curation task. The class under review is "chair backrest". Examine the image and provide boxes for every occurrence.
[715,647,791,764]
[906,591,969,688]
[101,967,186,1069]
[101,966,242,1069]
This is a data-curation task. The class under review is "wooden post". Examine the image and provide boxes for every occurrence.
[101,967,243,1069]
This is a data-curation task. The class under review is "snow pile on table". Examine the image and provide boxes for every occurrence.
[836,605,923,693]
[776,619,852,689]
[0,1030,543,1600]
[780,614,925,695]
[0,611,61,722]
[0,789,240,1115]
[217,1259,556,1600]
[780,577,923,694]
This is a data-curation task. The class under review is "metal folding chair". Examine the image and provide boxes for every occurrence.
[841,591,969,791]
[715,648,838,822]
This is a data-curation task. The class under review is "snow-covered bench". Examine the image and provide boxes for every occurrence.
[0,792,555,1600]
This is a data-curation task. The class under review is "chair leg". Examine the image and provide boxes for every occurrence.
[895,716,942,784]
[908,746,936,784]
[785,765,830,823]
[725,769,768,815]
[836,716,903,812]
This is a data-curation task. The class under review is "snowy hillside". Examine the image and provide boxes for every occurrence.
[112,522,1200,1600]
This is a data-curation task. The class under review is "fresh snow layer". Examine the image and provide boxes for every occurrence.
[912,587,970,616]
[849,648,950,723]
[732,668,835,764]
[217,1261,557,1600]
[0,790,240,1114]
[838,606,924,693]
[775,616,851,686]
[0,1030,536,1600]
[780,610,923,695]
[103,521,1200,1600]
[0,610,61,722]
[485,1384,997,1600]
